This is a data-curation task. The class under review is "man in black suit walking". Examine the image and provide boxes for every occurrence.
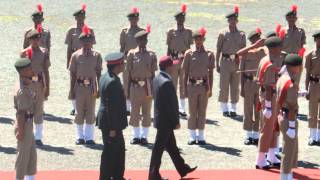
[97,52,128,180]
[149,55,197,180]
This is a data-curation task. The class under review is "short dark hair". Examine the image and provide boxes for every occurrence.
[107,64,117,72]
[159,64,167,71]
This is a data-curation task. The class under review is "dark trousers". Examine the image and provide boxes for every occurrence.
[149,129,189,180]
[100,130,125,180]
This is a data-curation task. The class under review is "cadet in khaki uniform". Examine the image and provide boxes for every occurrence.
[276,54,303,180]
[23,4,51,52]
[305,31,320,146]
[14,58,37,180]
[282,5,306,86]
[20,29,50,146]
[120,7,144,115]
[65,4,96,115]
[126,27,157,145]
[216,6,246,117]
[182,27,214,145]
[167,4,193,118]
[68,25,102,145]
[237,29,266,145]
[255,37,285,169]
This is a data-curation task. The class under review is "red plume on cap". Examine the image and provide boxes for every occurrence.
[37,3,43,13]
[146,24,151,33]
[131,7,139,14]
[276,24,282,34]
[181,4,187,13]
[279,29,286,39]
[27,48,33,59]
[234,5,239,14]
[82,3,87,11]
[199,27,207,37]
[291,4,298,12]
[82,24,91,35]
[256,28,262,34]
[36,24,42,33]
[298,48,306,57]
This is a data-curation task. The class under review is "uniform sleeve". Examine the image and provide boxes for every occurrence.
[166,30,172,45]
[64,29,71,45]
[120,29,126,52]
[16,91,28,111]
[182,52,190,73]
[44,50,51,69]
[240,32,246,48]
[240,54,246,71]
[69,53,77,74]
[91,29,97,45]
[216,32,224,52]
[305,52,312,73]
[151,53,158,72]
[96,53,103,73]
[107,81,125,130]
[208,52,215,70]
[126,51,133,73]
[301,29,306,45]
[286,86,298,106]
[263,66,276,86]
[188,30,193,45]
[47,30,51,50]
[23,30,29,49]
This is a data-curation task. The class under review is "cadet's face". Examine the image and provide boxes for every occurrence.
[30,37,40,47]
[81,39,93,49]
[194,37,205,46]
[315,37,320,47]
[228,17,238,27]
[129,17,139,26]
[175,16,185,25]
[32,17,43,25]
[249,36,260,44]
[75,15,85,23]
[286,15,297,26]
[20,66,34,78]
[136,36,148,47]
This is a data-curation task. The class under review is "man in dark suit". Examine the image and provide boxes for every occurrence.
[97,52,128,180]
[149,55,197,180]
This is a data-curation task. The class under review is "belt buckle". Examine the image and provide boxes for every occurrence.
[196,80,203,85]
[84,79,90,85]
[230,55,236,60]
[32,76,38,82]
[138,81,145,87]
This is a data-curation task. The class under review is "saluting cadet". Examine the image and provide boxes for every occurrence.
[14,58,37,180]
[255,36,286,169]
[120,7,144,115]
[216,6,246,117]
[97,52,128,180]
[167,4,193,118]
[126,25,157,145]
[23,4,51,52]
[276,52,304,180]
[182,27,214,145]
[305,31,320,146]
[65,4,96,116]
[237,28,266,145]
[68,25,102,145]
[21,29,50,146]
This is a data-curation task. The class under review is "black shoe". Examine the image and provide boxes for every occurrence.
[308,139,317,146]
[130,138,140,145]
[70,109,75,116]
[179,111,187,117]
[85,140,96,145]
[223,112,230,117]
[35,140,43,146]
[140,138,148,145]
[126,111,131,116]
[198,140,207,145]
[188,140,197,145]
[252,139,259,145]
[75,139,85,145]
[275,153,281,160]
[230,111,237,117]
[244,138,253,145]
[268,161,281,169]
[255,164,271,170]
[181,166,197,178]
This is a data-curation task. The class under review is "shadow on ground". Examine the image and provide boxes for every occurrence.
[206,119,219,126]
[0,146,16,154]
[0,117,14,125]
[298,160,320,169]
[44,114,72,124]
[198,143,242,157]
[37,144,74,155]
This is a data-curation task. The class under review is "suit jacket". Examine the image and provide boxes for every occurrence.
[153,71,179,130]
[96,71,128,131]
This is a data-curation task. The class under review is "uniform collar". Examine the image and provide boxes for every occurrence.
[287,25,297,31]
[195,45,205,52]
[138,46,147,52]
[177,25,185,32]
[82,48,93,56]
[160,71,172,80]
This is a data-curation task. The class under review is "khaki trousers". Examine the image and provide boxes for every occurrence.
[129,86,152,127]
[308,83,320,129]
[243,81,260,132]
[75,85,96,125]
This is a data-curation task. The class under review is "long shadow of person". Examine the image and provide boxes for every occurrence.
[43,114,72,124]
[198,143,242,157]
[37,144,74,155]
[230,115,243,122]
[206,119,220,126]
[0,117,14,125]
[0,146,16,154]
[298,160,320,169]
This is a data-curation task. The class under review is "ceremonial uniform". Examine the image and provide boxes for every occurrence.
[182,28,214,144]
[14,58,37,180]
[69,26,102,144]
[20,30,50,146]
[305,45,320,145]
[240,46,266,143]
[97,53,128,180]
[23,27,51,51]
[217,9,246,115]
[276,54,303,180]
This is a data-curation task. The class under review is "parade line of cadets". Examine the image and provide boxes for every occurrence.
[13,3,320,180]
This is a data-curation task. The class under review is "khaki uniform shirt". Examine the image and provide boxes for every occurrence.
[65,26,96,52]
[21,47,51,74]
[23,27,51,51]
[282,26,306,54]
[120,26,144,54]
[240,47,267,73]
[305,49,320,75]
[217,28,246,55]
[167,27,193,53]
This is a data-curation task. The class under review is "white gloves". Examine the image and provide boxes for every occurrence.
[263,100,272,119]
[286,121,296,139]
[298,89,308,97]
